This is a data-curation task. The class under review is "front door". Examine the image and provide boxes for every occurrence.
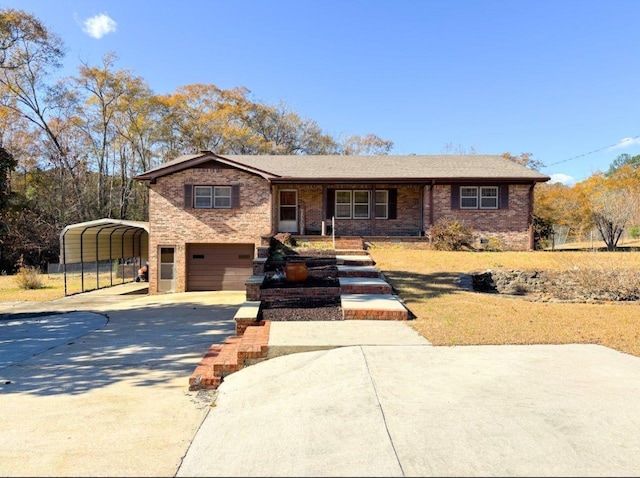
[158,246,175,292]
[278,189,298,233]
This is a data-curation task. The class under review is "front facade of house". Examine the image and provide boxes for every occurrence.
[135,152,549,294]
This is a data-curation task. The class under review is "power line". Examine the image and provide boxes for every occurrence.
[546,135,640,167]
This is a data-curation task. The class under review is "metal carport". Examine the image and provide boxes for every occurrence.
[59,219,149,295]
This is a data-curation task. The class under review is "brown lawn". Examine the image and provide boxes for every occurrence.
[0,274,95,302]
[368,244,640,358]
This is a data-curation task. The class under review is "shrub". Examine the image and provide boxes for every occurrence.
[429,217,475,251]
[14,265,44,290]
[480,236,504,252]
[629,224,640,240]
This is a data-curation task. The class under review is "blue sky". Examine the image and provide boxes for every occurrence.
[5,0,640,185]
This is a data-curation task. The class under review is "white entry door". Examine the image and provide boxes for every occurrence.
[278,189,298,233]
[158,246,175,292]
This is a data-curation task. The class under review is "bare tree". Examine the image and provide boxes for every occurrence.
[339,133,393,155]
[591,188,639,251]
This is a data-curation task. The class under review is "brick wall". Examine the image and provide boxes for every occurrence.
[149,172,536,294]
[148,168,272,293]
[431,184,533,250]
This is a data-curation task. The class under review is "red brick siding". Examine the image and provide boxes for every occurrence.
[431,184,533,250]
[148,168,271,293]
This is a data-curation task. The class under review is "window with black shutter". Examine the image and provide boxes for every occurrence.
[451,184,509,210]
[187,184,240,209]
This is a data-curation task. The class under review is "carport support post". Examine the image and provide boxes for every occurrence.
[121,232,126,284]
[109,228,114,287]
[96,227,102,291]
[62,233,68,296]
[80,228,85,293]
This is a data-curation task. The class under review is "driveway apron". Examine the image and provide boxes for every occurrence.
[179,343,640,477]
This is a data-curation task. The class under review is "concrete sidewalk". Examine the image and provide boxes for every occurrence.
[179,343,640,477]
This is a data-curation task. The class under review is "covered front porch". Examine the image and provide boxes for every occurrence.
[271,183,426,237]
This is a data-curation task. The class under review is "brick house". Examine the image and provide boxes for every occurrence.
[134,151,549,294]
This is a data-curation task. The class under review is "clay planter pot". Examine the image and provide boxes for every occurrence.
[284,261,308,283]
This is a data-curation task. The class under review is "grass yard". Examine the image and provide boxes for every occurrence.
[0,273,115,302]
[368,244,640,358]
[0,274,68,302]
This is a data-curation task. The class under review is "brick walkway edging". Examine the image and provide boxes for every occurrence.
[188,321,271,391]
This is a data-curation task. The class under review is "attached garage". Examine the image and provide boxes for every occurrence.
[186,243,254,291]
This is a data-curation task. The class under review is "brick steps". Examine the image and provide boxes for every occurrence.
[337,265,380,278]
[341,294,409,321]
[189,321,271,391]
[339,277,392,295]
[336,255,375,266]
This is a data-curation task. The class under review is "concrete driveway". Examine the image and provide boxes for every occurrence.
[0,288,246,477]
[3,285,640,477]
[178,343,640,477]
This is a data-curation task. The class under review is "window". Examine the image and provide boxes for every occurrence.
[460,187,478,209]
[480,187,498,209]
[327,188,396,220]
[459,186,500,210]
[194,186,212,208]
[213,186,232,208]
[335,190,370,219]
[353,190,370,219]
[375,190,388,219]
[335,190,352,219]
[193,185,231,209]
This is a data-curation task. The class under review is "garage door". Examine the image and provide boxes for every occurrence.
[187,244,254,291]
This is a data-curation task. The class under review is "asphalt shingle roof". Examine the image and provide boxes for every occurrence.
[136,153,550,182]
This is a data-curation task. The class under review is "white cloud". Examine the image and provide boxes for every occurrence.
[82,13,117,39]
[610,137,640,149]
[548,173,575,186]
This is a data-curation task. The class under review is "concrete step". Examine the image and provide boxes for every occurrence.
[266,321,430,359]
[341,293,409,321]
[339,277,392,295]
[336,254,375,266]
[334,248,368,256]
[337,265,380,278]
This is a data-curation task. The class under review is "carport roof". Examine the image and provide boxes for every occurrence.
[60,219,149,264]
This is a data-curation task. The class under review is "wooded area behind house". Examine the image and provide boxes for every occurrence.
[1,8,639,273]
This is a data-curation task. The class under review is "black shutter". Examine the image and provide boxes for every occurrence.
[500,185,509,209]
[184,184,193,209]
[388,189,397,219]
[231,185,240,208]
[326,188,335,219]
[451,184,460,210]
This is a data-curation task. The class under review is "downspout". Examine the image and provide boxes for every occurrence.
[429,180,435,231]
[528,183,535,250]
[270,183,276,236]
[321,184,327,236]
[419,184,424,236]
